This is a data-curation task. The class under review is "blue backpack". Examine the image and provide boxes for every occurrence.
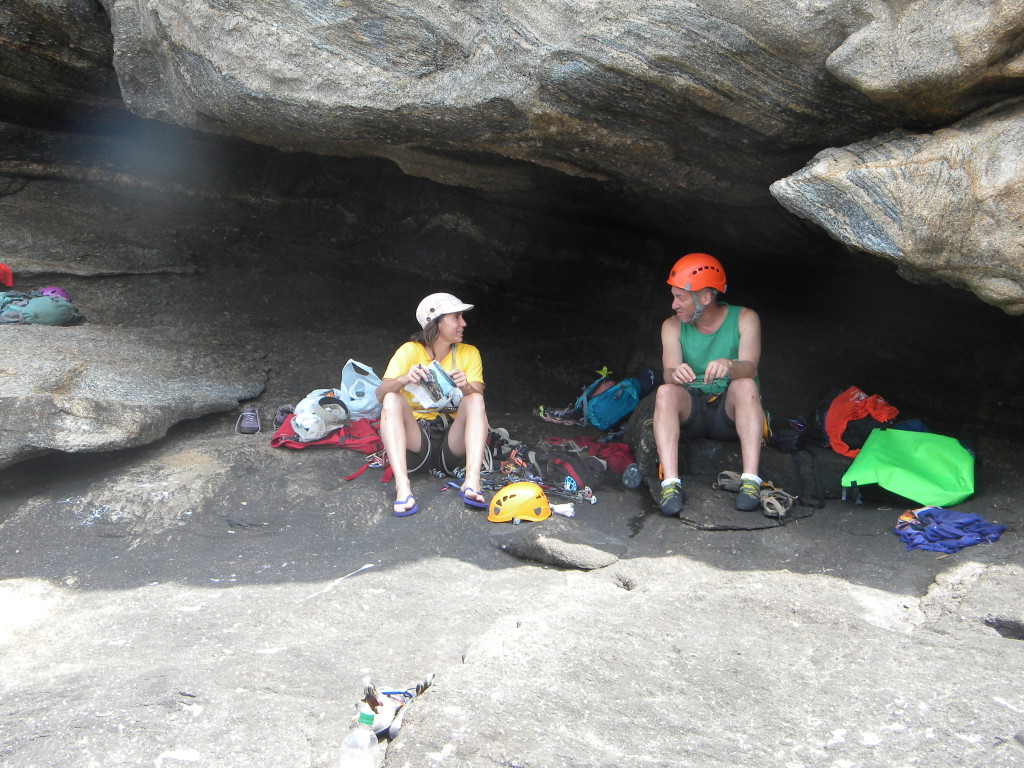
[575,375,641,431]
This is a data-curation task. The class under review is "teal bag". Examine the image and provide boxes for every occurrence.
[841,428,974,507]
[575,376,641,431]
[0,294,81,326]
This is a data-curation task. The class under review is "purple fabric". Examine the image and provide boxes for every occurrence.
[894,506,1006,554]
[38,286,71,301]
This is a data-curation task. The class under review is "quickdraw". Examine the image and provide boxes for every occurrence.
[536,404,581,426]
[477,471,597,505]
[344,448,393,482]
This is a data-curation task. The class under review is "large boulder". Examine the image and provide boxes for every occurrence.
[0,325,266,470]
[98,0,903,205]
[770,98,1024,315]
[826,0,1024,122]
[1,0,1021,210]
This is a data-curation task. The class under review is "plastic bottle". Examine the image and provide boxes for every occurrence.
[621,462,642,489]
[338,705,379,768]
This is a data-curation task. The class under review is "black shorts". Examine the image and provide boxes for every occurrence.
[679,389,738,441]
[406,415,463,475]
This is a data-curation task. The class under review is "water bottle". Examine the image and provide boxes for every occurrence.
[338,705,378,768]
[621,462,642,489]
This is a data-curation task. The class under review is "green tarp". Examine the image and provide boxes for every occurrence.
[841,428,975,507]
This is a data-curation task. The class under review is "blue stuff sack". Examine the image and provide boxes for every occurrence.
[575,376,640,431]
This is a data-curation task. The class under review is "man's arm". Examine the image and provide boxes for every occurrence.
[702,307,761,382]
[734,306,761,378]
[661,317,697,385]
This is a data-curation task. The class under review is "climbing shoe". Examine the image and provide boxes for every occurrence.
[235,405,261,435]
[735,478,761,511]
[659,481,686,516]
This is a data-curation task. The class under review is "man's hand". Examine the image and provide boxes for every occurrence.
[703,358,732,383]
[670,363,697,385]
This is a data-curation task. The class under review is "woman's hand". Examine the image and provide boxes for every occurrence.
[403,364,430,387]
[450,368,470,391]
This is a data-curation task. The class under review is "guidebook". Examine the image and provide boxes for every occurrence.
[404,360,463,412]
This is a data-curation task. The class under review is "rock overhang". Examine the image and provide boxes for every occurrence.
[2,0,1024,472]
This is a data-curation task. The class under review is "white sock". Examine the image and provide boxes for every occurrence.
[741,473,762,486]
[662,477,681,487]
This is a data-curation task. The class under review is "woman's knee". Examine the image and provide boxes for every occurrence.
[458,391,486,420]
[380,391,406,416]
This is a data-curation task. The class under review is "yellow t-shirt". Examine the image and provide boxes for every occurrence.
[383,342,484,420]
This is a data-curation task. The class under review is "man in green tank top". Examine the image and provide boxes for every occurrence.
[653,253,766,516]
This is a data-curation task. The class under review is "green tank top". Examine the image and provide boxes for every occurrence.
[678,303,746,395]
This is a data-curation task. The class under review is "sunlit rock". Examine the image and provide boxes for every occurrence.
[827,0,1024,121]
[0,326,265,470]
[770,98,1024,315]
[100,0,904,205]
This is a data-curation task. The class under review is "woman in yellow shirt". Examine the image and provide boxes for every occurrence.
[376,293,489,516]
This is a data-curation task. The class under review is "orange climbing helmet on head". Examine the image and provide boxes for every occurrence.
[666,253,727,293]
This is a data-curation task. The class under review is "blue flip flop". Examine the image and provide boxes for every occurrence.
[460,487,488,509]
[393,495,419,517]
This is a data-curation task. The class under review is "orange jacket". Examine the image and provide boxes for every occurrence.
[825,386,900,457]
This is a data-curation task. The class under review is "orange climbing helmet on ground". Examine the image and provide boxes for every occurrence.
[666,253,727,293]
[487,482,551,523]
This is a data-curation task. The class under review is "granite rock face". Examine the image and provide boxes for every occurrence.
[0,0,120,125]
[771,98,1024,315]
[826,0,1024,122]
[93,0,1022,204]
[1,0,1023,473]
[96,0,894,205]
[0,325,266,470]
[3,0,1022,207]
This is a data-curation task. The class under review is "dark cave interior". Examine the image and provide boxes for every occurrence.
[3,114,1024,459]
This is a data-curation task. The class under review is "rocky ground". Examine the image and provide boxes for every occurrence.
[2,236,1023,768]
[3,3,1024,762]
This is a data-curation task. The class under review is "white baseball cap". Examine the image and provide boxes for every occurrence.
[415,292,474,328]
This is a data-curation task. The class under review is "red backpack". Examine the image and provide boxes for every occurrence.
[544,436,635,475]
[270,415,392,481]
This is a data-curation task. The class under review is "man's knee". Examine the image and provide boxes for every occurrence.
[727,378,761,409]
[655,383,690,420]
